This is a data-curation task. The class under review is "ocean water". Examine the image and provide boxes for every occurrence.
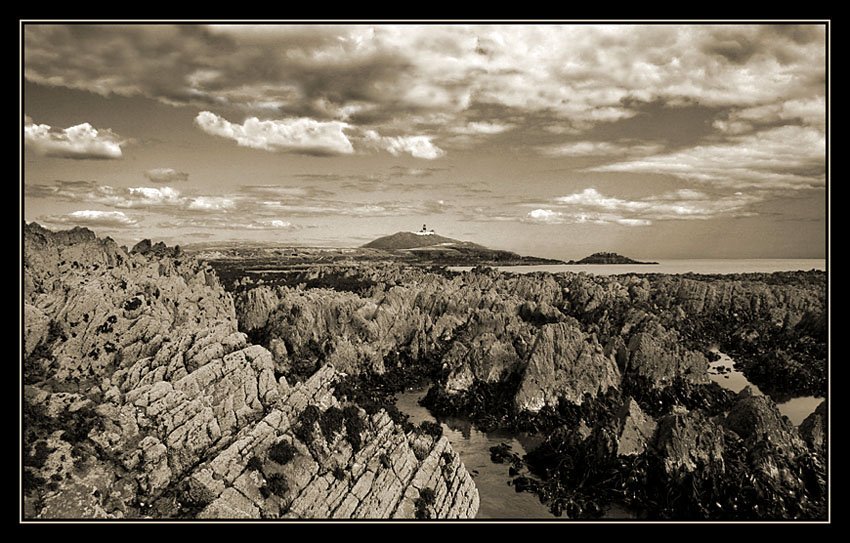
[450,259,826,276]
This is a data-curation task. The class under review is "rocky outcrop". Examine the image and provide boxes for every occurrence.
[653,408,727,477]
[22,225,478,520]
[612,398,657,457]
[514,322,621,412]
[723,388,807,453]
[182,365,478,520]
[131,238,183,259]
[651,275,825,329]
[799,400,827,453]
[24,224,236,387]
[235,269,644,414]
[622,322,710,389]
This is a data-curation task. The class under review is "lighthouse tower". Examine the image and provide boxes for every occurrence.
[415,224,435,236]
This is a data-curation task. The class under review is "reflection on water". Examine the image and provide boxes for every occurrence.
[708,351,822,426]
[395,386,635,520]
[395,386,556,520]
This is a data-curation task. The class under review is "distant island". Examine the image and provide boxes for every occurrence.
[566,252,659,265]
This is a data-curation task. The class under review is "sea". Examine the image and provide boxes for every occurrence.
[450,258,826,276]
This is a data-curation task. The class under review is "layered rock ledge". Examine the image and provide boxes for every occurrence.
[22,224,478,520]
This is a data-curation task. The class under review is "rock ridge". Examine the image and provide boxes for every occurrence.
[23,224,478,520]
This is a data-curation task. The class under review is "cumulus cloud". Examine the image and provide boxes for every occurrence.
[451,121,513,135]
[144,167,189,183]
[186,196,237,211]
[154,216,302,232]
[524,207,653,227]
[712,96,826,135]
[194,111,355,155]
[245,219,294,230]
[24,119,125,159]
[363,130,445,159]
[43,210,138,228]
[526,209,566,223]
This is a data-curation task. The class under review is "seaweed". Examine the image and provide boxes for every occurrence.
[318,406,345,442]
[414,487,437,519]
[342,405,366,451]
[267,440,297,465]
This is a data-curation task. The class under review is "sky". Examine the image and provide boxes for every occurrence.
[21,22,829,260]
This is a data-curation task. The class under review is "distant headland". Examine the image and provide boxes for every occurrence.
[361,227,565,266]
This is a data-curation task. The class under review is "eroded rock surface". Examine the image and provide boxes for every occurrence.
[22,224,478,520]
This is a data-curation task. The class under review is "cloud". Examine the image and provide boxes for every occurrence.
[388,166,447,178]
[24,24,825,147]
[123,186,183,207]
[524,187,763,226]
[24,119,125,159]
[144,168,189,183]
[524,208,652,227]
[245,219,294,230]
[527,209,566,223]
[586,125,825,190]
[712,96,826,135]
[239,184,336,200]
[363,130,445,159]
[450,121,513,135]
[42,210,138,228]
[194,111,355,155]
[539,140,666,158]
[186,196,236,211]
[154,216,302,231]
[25,180,238,213]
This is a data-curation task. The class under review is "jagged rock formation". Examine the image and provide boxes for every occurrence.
[233,267,759,413]
[514,322,621,412]
[131,238,184,259]
[24,223,826,521]
[232,263,826,520]
[22,224,478,520]
[234,269,630,413]
[182,365,478,520]
[612,398,657,457]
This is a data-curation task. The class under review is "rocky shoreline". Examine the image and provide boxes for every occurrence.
[22,224,828,521]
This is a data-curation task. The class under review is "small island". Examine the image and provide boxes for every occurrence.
[566,252,659,265]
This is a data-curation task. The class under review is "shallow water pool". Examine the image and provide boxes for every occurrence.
[395,387,638,520]
[708,351,823,426]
